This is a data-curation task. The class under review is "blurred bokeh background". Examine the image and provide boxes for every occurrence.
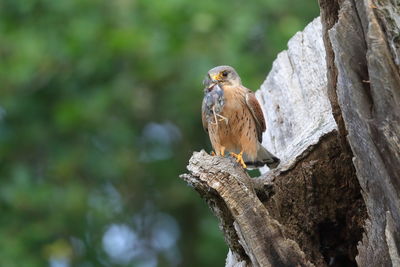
[0,0,319,266]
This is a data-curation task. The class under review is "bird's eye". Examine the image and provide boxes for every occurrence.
[221,71,228,77]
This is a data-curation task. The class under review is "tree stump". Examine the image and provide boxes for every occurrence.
[181,1,400,264]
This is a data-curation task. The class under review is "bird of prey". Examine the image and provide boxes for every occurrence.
[201,65,280,169]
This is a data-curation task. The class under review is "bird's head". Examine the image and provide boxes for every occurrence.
[203,65,242,89]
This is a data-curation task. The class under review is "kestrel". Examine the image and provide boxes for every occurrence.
[201,65,280,169]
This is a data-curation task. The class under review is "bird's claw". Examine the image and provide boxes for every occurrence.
[210,114,228,126]
[230,151,247,169]
[216,114,228,125]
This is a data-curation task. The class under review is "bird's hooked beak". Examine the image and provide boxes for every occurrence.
[210,73,222,83]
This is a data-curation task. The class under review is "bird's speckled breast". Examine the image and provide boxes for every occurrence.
[208,85,258,160]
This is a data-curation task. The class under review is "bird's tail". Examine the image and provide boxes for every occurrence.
[245,143,280,169]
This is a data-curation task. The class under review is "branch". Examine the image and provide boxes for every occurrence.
[180,150,312,267]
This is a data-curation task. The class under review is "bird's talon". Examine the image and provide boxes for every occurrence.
[230,152,247,169]
[210,151,216,156]
[216,114,228,125]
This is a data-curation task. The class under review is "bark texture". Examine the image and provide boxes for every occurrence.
[181,151,312,267]
[181,2,399,265]
[319,0,400,266]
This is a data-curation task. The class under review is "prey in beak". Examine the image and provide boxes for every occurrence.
[203,74,221,91]
[203,76,215,91]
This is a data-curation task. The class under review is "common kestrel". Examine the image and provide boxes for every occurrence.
[202,65,280,169]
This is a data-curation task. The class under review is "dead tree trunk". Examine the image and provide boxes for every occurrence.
[319,0,400,266]
[180,1,400,266]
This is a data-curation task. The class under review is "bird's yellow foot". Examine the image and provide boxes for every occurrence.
[230,151,247,169]
[210,151,216,156]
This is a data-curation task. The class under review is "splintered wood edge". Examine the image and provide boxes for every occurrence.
[179,150,251,262]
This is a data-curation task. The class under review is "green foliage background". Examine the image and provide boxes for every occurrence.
[0,0,319,266]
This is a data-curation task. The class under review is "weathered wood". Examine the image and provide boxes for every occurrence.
[256,19,366,266]
[257,18,337,170]
[180,150,312,267]
[319,0,400,265]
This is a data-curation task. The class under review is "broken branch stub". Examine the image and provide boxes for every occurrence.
[180,150,312,267]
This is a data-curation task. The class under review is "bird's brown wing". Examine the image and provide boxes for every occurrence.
[201,97,208,132]
[245,90,266,142]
